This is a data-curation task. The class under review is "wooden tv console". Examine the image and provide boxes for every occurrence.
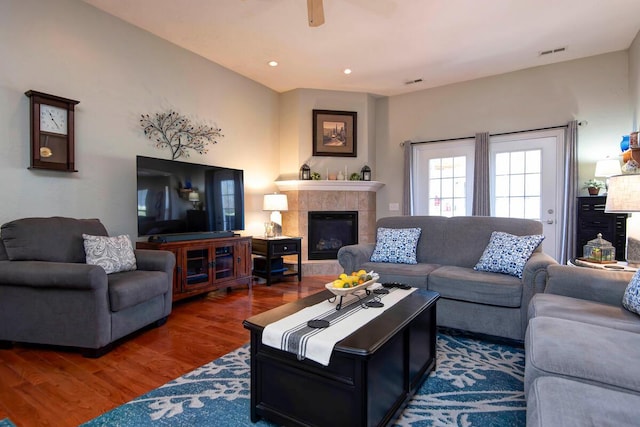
[137,235,252,301]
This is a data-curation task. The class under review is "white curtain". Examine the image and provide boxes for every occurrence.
[472,132,490,216]
[403,141,413,215]
[559,120,578,264]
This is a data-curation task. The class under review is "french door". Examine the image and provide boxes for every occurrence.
[412,129,563,260]
[489,130,563,259]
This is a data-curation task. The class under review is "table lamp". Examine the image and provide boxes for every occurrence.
[605,174,640,266]
[263,193,288,237]
[188,191,200,209]
[594,158,621,194]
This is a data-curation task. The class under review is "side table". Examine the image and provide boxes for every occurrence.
[252,236,302,286]
[569,258,638,272]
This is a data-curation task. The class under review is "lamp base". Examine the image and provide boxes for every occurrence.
[264,222,274,238]
[627,236,640,267]
[270,211,283,237]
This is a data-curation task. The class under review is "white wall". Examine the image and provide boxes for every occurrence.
[376,52,632,218]
[278,89,377,181]
[0,0,280,238]
[630,30,640,130]
[1,0,637,240]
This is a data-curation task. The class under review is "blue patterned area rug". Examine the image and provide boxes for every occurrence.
[82,330,525,427]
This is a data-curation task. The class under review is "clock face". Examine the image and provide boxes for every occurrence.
[40,104,68,135]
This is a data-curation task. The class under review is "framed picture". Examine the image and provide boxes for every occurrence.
[312,110,357,157]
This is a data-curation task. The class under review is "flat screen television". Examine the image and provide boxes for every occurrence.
[136,156,245,238]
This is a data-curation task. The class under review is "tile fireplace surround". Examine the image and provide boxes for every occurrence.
[275,180,384,276]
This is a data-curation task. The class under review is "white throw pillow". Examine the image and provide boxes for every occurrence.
[474,231,544,278]
[622,270,640,315]
[83,234,137,274]
[370,227,421,264]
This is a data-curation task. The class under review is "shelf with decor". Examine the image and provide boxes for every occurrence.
[576,196,627,262]
[274,180,383,192]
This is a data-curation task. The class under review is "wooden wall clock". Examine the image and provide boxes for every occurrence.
[25,90,80,172]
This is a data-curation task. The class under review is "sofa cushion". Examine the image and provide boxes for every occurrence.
[474,231,544,278]
[525,317,640,397]
[1,217,107,263]
[83,234,137,274]
[0,240,7,261]
[108,270,169,312]
[370,227,421,264]
[527,376,640,427]
[622,270,640,315]
[359,261,438,288]
[528,293,640,333]
[428,265,523,307]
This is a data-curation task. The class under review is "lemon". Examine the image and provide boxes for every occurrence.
[333,279,345,288]
[339,273,348,280]
[357,269,367,276]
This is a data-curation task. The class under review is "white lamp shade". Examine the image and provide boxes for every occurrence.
[263,193,288,211]
[595,159,621,178]
[188,191,200,202]
[605,174,640,212]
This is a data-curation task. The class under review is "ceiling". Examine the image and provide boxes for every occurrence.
[82,0,640,97]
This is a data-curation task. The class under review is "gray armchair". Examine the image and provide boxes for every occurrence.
[0,217,175,357]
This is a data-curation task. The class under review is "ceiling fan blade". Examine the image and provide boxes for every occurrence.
[307,0,325,27]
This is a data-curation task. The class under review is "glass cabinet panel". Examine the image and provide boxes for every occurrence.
[185,248,210,286]
[215,245,234,280]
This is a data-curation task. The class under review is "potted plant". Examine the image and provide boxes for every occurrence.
[583,179,606,196]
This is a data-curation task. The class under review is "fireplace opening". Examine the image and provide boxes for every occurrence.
[308,211,358,260]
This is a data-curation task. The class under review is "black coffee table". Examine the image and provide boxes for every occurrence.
[243,288,439,427]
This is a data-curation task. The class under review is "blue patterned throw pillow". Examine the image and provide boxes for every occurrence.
[370,227,421,264]
[474,231,544,278]
[622,270,640,315]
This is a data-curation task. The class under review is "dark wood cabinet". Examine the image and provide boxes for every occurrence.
[251,236,302,286]
[243,289,439,427]
[137,235,252,301]
[576,196,627,261]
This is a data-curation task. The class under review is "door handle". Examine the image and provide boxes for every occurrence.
[546,219,554,224]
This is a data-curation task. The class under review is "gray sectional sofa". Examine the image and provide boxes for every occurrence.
[337,215,557,341]
[525,264,640,425]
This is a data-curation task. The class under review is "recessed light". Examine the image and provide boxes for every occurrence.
[343,68,352,75]
[268,60,278,67]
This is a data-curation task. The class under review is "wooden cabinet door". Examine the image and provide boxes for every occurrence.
[235,238,252,280]
[180,244,214,291]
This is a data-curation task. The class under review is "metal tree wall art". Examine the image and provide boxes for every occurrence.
[140,110,223,160]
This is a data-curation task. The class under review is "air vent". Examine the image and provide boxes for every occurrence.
[539,47,567,56]
[405,78,423,85]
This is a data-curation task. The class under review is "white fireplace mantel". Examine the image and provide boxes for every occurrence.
[275,180,384,192]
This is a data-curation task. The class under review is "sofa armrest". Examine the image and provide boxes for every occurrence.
[522,252,558,294]
[337,243,376,274]
[544,264,633,305]
[134,249,175,274]
[0,260,107,290]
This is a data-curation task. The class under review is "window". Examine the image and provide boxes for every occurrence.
[413,140,475,217]
[493,150,541,220]
[428,156,467,217]
[220,179,236,229]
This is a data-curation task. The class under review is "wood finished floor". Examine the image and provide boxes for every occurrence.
[0,276,331,427]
